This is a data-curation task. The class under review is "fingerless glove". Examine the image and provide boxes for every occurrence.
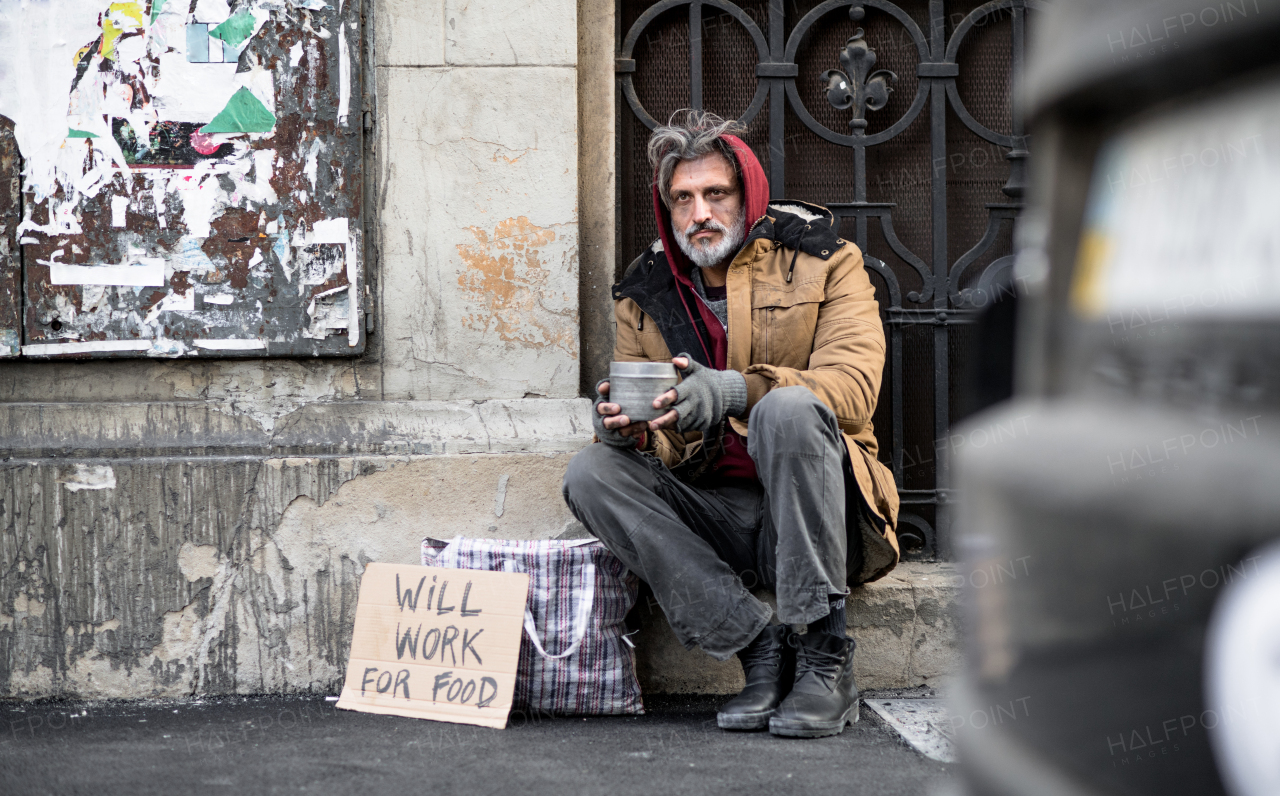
[669,353,748,435]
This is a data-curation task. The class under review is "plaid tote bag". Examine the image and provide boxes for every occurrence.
[421,536,644,715]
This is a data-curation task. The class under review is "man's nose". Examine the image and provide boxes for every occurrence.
[690,194,713,223]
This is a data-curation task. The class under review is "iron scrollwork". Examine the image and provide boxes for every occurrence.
[820,9,897,132]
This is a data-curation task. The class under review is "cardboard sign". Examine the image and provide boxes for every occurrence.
[336,563,529,729]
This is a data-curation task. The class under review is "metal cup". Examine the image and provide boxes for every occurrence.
[608,361,678,422]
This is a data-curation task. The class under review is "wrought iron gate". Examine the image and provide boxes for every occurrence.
[617,0,1038,559]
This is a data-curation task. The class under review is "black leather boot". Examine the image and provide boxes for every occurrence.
[716,625,794,730]
[768,631,859,738]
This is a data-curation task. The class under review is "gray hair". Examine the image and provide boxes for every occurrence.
[647,109,747,209]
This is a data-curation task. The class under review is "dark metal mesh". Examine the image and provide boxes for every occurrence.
[701,2,770,156]
[950,2,1014,137]
[945,1,1018,436]
[621,4,688,262]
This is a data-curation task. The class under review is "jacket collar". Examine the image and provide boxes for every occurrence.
[747,201,845,261]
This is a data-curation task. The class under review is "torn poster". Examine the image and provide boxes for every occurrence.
[49,257,165,287]
[0,0,363,358]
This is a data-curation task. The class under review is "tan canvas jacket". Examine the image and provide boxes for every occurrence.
[610,201,901,584]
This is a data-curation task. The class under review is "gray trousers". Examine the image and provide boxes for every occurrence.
[562,386,859,661]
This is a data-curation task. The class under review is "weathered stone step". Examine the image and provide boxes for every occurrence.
[633,563,961,694]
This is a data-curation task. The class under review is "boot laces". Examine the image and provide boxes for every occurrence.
[794,641,844,681]
[738,634,779,670]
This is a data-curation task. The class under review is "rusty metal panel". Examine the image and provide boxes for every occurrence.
[4,0,363,359]
[0,116,18,357]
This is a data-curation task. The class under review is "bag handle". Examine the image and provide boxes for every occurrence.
[503,560,595,660]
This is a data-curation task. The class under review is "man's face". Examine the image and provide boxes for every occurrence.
[669,153,744,268]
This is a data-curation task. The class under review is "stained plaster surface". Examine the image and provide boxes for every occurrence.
[376,64,580,400]
[370,0,579,402]
[0,398,593,698]
[0,358,380,433]
[374,0,576,68]
[375,0,446,67]
[443,0,577,66]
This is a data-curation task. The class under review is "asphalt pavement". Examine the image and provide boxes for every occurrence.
[1,693,955,796]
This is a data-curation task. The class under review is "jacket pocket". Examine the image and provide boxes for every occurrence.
[751,278,825,309]
[752,280,824,366]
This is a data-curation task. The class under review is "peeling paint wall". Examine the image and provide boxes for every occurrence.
[0,117,19,355]
[455,216,578,361]
[0,0,591,699]
[0,0,363,358]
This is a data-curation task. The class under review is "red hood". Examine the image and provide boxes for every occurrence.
[652,134,771,287]
[651,135,770,365]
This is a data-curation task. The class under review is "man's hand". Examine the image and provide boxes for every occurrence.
[593,380,649,448]
[647,358,687,431]
[648,354,747,434]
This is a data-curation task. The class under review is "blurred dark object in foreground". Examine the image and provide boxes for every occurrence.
[952,1,1280,796]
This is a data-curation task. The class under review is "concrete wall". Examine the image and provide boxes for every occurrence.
[576,0,617,394]
[376,0,582,400]
[0,0,595,698]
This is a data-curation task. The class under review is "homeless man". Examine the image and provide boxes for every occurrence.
[561,110,900,738]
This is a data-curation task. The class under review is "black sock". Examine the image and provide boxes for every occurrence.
[816,597,847,638]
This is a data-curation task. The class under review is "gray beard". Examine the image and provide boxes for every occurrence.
[675,209,746,269]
